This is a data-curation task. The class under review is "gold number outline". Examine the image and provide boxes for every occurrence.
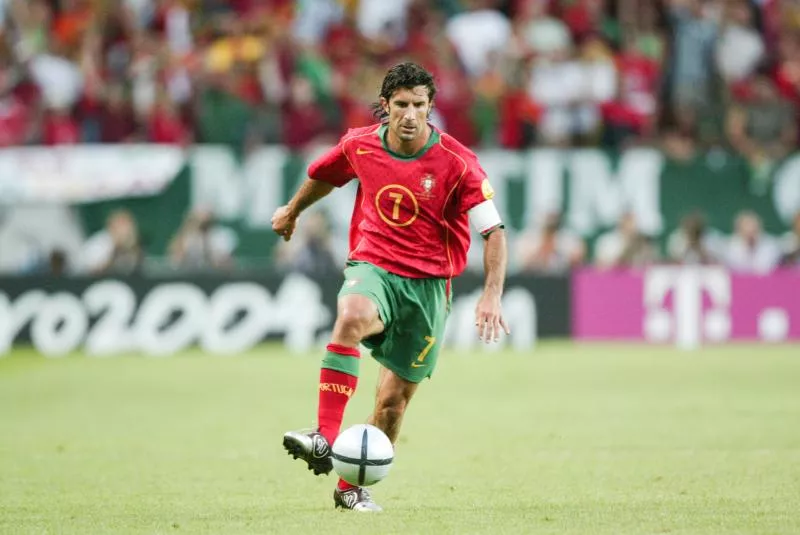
[375,184,419,227]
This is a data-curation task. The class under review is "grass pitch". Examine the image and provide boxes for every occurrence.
[1,342,799,534]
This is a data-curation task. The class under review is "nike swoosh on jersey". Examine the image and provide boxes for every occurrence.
[356,148,372,155]
[410,363,426,368]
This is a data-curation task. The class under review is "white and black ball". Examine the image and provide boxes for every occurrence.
[331,424,394,486]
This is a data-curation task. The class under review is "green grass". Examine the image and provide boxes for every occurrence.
[1,342,799,534]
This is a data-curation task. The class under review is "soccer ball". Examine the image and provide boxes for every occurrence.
[331,424,394,486]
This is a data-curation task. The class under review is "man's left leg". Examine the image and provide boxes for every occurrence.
[333,366,419,511]
[368,366,419,442]
[333,271,448,512]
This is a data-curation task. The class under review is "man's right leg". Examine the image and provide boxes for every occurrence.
[283,293,383,475]
[318,294,384,445]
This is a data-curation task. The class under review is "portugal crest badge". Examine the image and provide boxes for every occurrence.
[420,174,436,199]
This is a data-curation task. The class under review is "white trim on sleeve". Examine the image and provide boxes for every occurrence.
[468,199,503,236]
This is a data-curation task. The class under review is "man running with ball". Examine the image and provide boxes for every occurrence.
[272,62,509,512]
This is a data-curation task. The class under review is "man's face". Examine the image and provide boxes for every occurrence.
[619,213,637,236]
[732,2,751,26]
[382,86,432,143]
[109,213,136,246]
[737,215,760,242]
[543,212,561,233]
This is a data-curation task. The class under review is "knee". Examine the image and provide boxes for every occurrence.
[335,306,377,342]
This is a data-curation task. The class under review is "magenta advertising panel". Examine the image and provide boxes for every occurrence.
[573,268,800,344]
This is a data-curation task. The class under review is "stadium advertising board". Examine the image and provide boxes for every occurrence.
[0,273,569,357]
[0,146,185,204]
[573,267,800,346]
[3,147,796,271]
[190,147,798,237]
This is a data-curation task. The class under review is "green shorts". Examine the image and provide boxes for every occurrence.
[338,261,450,383]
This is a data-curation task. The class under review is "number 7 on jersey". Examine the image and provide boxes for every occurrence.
[411,336,436,368]
[389,192,403,220]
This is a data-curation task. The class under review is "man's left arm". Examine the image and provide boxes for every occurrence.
[466,195,510,343]
[475,228,511,343]
[457,149,511,343]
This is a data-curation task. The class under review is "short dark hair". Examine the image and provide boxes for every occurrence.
[371,62,436,121]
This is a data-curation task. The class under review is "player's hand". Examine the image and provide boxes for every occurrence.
[474,291,510,343]
[271,205,297,241]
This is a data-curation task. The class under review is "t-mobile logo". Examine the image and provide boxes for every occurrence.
[644,266,731,349]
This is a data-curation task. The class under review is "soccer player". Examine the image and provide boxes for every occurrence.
[272,62,509,512]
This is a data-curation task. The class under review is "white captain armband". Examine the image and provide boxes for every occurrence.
[468,199,504,237]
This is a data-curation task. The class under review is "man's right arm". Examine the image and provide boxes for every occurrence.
[271,179,334,241]
[287,178,335,218]
[272,137,355,241]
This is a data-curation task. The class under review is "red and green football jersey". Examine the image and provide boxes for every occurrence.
[308,123,495,279]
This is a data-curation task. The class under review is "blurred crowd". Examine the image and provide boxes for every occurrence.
[73,207,237,274]
[0,0,797,159]
[513,208,800,274]
[1,0,800,277]
[62,204,799,277]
